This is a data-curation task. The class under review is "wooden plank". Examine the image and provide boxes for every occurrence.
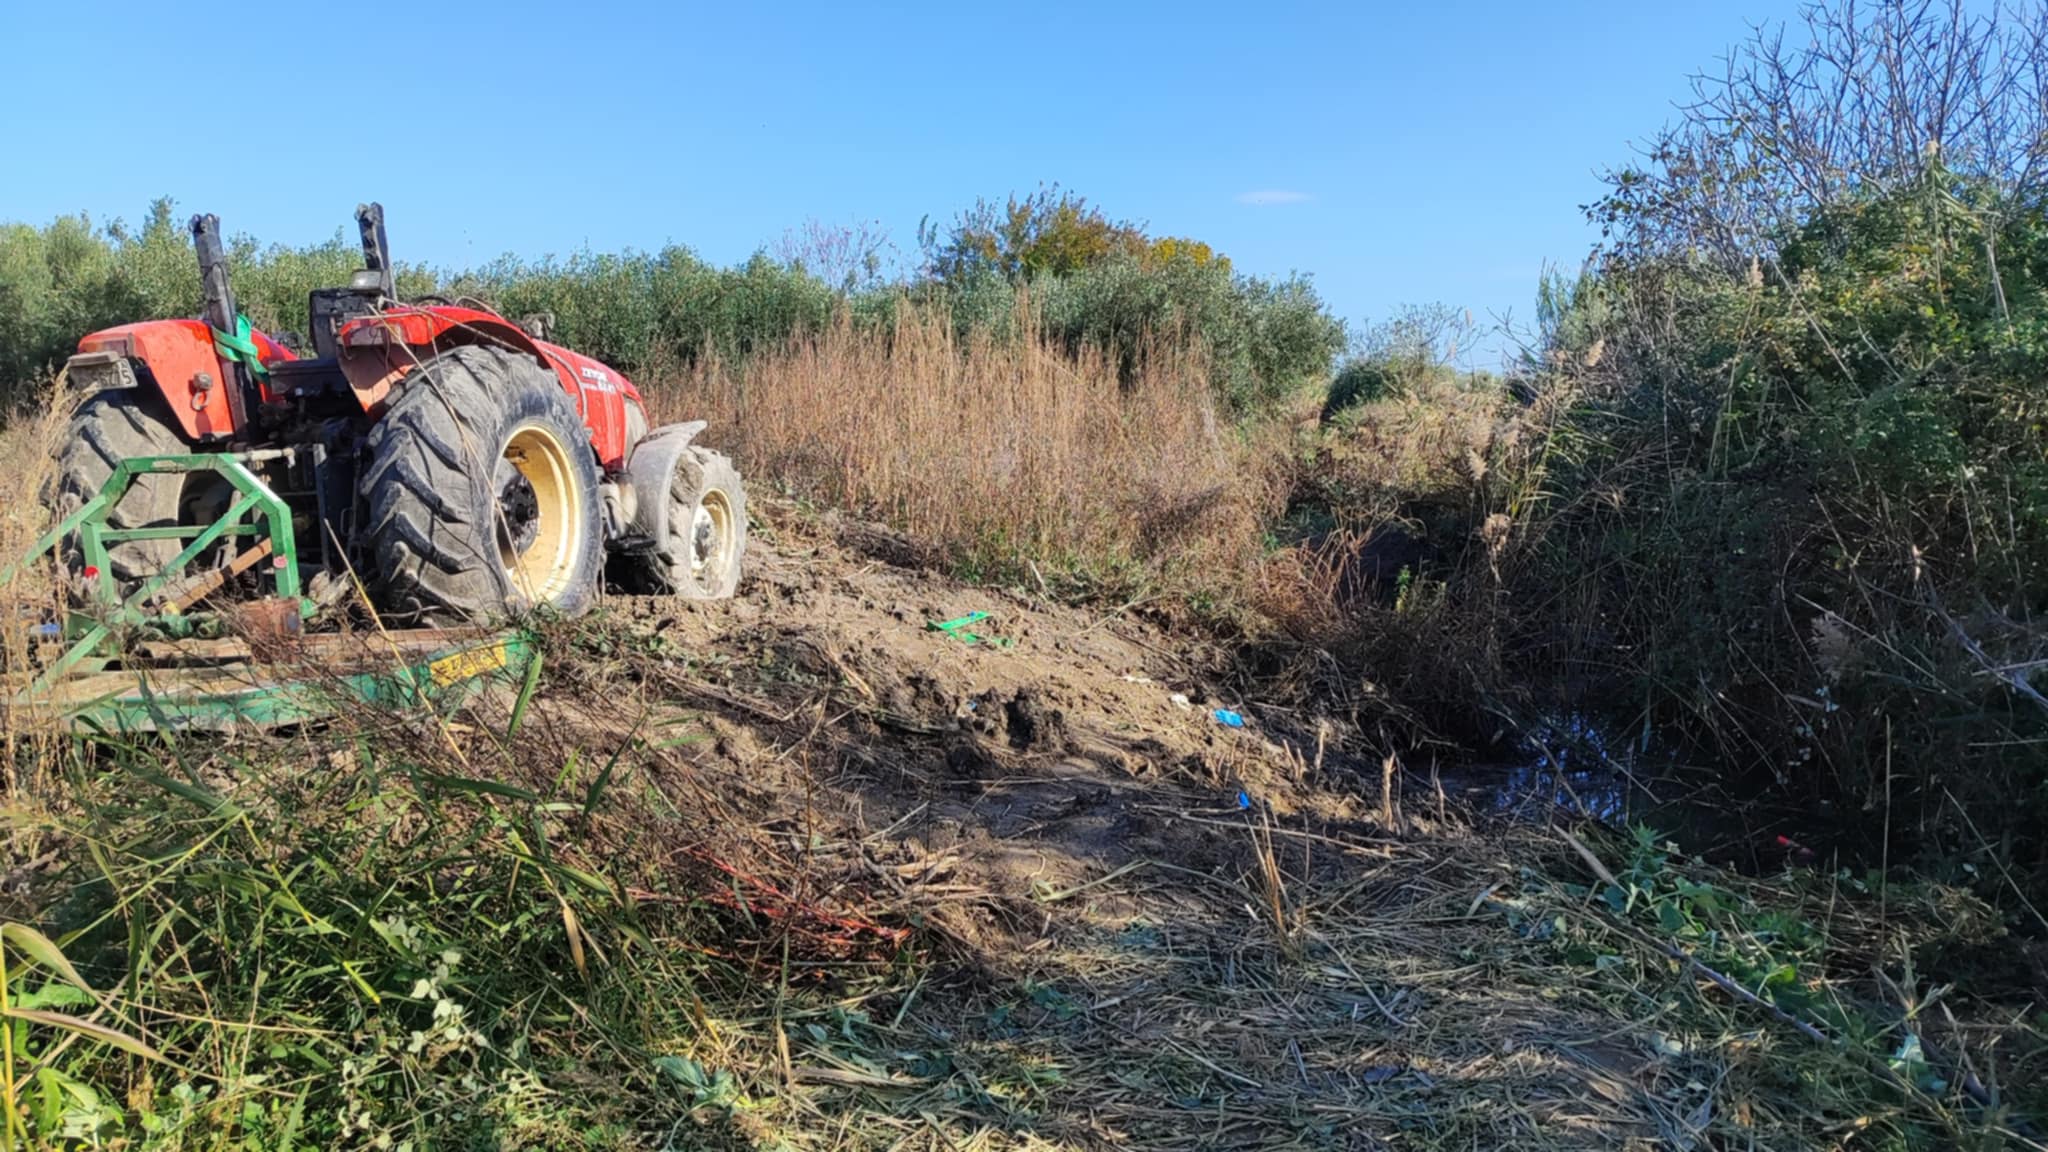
[137,638,253,663]
[162,539,274,614]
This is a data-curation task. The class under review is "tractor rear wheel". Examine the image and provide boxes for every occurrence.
[360,345,604,625]
[50,389,199,588]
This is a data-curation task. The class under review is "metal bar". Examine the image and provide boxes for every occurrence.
[1,453,294,588]
[137,637,252,663]
[0,493,108,588]
[190,213,254,433]
[97,453,303,601]
[77,503,115,607]
[128,493,262,608]
[164,539,274,614]
[33,619,115,691]
[356,203,394,300]
[37,631,536,732]
[17,452,314,694]
[29,493,262,692]
[100,526,265,542]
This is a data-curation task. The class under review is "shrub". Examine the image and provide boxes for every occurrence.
[1507,0,2048,896]
[977,254,1344,416]
[1323,360,1394,415]
[920,185,1146,282]
[1324,305,1490,419]
[920,186,1344,415]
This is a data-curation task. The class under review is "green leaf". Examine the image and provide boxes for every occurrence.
[11,983,95,1012]
[1658,901,1688,934]
[584,720,643,819]
[34,1065,62,1133]
[548,862,616,897]
[117,761,240,817]
[655,1055,706,1088]
[507,648,545,739]
[3,1007,170,1065]
[2,924,96,997]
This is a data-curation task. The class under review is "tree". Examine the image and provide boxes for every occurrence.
[920,185,1146,282]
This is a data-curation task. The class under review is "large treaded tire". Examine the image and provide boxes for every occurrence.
[50,389,192,586]
[360,345,604,625]
[671,447,747,599]
[617,445,747,598]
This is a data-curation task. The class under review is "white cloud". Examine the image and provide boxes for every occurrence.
[1235,189,1313,206]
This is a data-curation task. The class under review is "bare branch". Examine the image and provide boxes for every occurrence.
[1599,0,2048,262]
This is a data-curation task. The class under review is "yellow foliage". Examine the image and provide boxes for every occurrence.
[1147,236,1231,273]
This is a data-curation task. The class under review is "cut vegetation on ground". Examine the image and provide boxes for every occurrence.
[0,501,2037,1149]
[1,2,2046,1148]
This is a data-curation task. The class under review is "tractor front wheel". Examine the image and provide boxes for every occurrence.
[632,446,747,599]
[360,345,604,625]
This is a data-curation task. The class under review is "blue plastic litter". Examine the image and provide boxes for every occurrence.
[1236,790,1252,810]
[1213,709,1244,728]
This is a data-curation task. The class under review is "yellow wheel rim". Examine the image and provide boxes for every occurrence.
[497,423,581,603]
[691,488,736,588]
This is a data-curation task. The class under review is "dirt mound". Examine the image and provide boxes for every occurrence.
[581,501,1387,932]
[488,498,2016,1150]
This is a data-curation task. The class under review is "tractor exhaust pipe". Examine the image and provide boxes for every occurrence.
[355,202,394,301]
[190,213,255,434]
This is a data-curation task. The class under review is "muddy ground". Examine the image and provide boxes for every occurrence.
[438,498,2027,1151]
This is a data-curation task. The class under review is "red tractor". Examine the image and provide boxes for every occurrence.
[48,204,746,626]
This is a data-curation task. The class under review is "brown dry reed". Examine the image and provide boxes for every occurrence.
[644,301,1283,605]
[0,376,78,793]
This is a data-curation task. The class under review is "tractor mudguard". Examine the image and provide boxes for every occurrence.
[534,340,638,471]
[73,319,293,441]
[336,305,641,471]
[620,420,707,546]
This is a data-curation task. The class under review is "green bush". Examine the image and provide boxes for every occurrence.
[920,185,1146,282]
[1322,305,1492,419]
[941,252,1343,415]
[0,194,1344,419]
[1322,360,1394,416]
[1514,161,2048,892]
[918,186,1343,414]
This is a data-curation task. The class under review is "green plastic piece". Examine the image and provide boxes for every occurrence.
[210,314,270,379]
[926,610,1013,648]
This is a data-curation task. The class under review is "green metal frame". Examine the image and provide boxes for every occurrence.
[59,631,539,733]
[0,452,313,690]
[1,449,540,732]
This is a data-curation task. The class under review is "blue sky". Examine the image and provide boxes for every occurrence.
[2,0,1801,364]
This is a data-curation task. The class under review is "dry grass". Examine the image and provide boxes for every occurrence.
[0,328,2030,1149]
[0,380,80,793]
[645,303,1283,602]
[0,458,2032,1147]
[1243,380,1545,717]
[1313,380,1519,532]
